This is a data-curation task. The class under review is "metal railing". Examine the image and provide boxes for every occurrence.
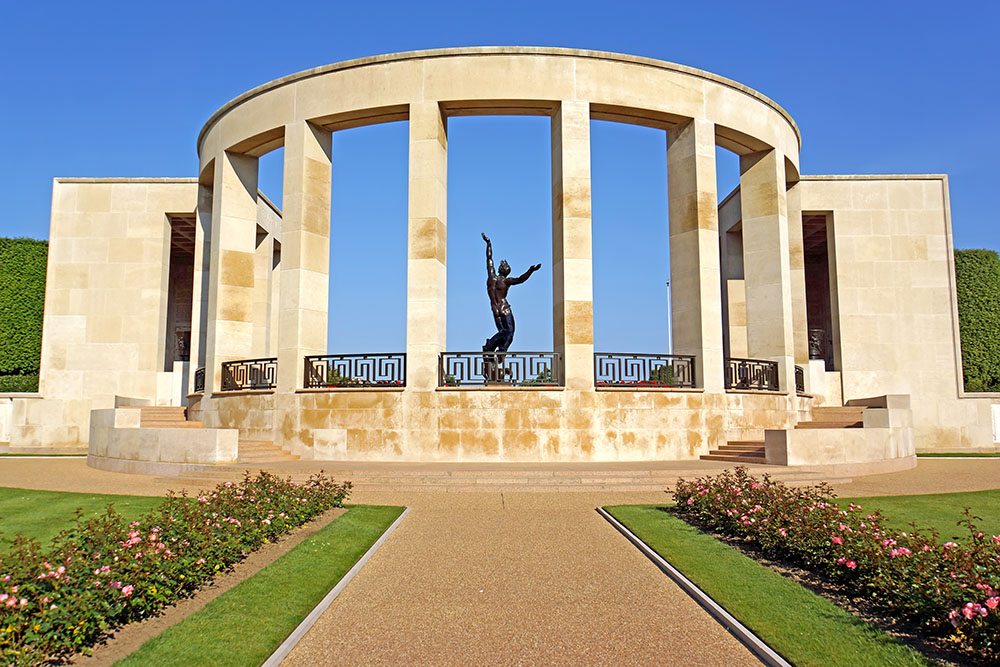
[220,357,277,391]
[304,353,406,388]
[439,351,563,387]
[725,357,779,392]
[193,367,205,393]
[795,365,805,395]
[594,353,696,388]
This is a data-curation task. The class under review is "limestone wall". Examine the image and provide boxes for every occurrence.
[798,176,999,451]
[189,387,813,462]
[88,407,238,467]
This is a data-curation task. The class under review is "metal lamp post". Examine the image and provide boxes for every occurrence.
[666,279,672,355]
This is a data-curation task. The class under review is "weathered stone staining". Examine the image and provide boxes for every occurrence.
[2,47,997,470]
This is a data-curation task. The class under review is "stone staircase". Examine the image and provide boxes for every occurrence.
[700,406,868,465]
[700,440,767,464]
[133,406,206,429]
[237,440,300,464]
[794,406,865,429]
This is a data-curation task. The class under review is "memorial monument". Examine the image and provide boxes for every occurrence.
[0,47,996,471]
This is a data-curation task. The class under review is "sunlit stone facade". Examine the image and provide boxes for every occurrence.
[2,48,997,471]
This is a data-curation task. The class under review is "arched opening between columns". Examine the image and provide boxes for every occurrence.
[444,115,554,386]
[590,119,677,386]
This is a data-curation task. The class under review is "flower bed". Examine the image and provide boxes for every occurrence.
[673,467,1000,661]
[0,472,351,665]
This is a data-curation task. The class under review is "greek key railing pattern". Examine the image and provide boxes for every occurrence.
[725,357,780,392]
[594,353,696,388]
[439,352,563,387]
[305,353,406,388]
[193,367,205,393]
[795,365,805,395]
[220,357,277,391]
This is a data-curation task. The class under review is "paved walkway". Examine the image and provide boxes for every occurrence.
[284,491,757,666]
[2,458,1000,664]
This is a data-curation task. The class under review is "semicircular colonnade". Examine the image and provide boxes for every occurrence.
[187,47,809,462]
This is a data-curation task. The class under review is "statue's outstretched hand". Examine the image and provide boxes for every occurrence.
[531,263,542,272]
[482,232,490,243]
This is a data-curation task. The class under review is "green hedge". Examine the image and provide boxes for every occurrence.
[955,249,1000,392]
[0,374,39,393]
[0,238,47,390]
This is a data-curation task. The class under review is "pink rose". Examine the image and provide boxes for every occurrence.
[831,536,843,545]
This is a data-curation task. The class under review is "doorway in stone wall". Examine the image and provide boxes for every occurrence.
[802,212,839,370]
[164,214,195,401]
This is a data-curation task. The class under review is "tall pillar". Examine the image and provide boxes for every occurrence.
[252,229,273,357]
[666,119,725,392]
[740,149,796,393]
[277,121,332,392]
[188,181,212,394]
[204,151,259,393]
[268,242,281,357]
[786,182,809,364]
[551,101,594,390]
[405,102,448,390]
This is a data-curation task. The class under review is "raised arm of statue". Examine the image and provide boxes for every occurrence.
[507,263,542,286]
[482,232,495,277]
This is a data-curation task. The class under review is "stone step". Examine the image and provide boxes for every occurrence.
[140,421,206,429]
[808,407,865,425]
[795,421,863,429]
[709,449,764,457]
[699,454,771,464]
[237,455,302,463]
[716,444,765,452]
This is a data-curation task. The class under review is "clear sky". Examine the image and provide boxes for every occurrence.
[2,0,996,354]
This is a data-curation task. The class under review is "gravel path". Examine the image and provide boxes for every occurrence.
[283,491,758,666]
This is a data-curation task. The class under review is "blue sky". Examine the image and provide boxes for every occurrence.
[2,1,996,354]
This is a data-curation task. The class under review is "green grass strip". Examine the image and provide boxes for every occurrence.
[605,505,928,667]
[917,452,1000,457]
[0,487,162,549]
[0,453,86,457]
[116,504,404,667]
[840,489,1000,539]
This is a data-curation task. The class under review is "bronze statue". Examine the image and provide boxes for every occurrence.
[481,232,541,357]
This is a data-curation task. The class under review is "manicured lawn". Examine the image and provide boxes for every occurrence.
[0,453,86,457]
[917,452,1000,457]
[117,504,405,667]
[839,489,1000,540]
[0,487,163,549]
[605,505,928,667]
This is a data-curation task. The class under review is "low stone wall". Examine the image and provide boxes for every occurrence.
[0,393,87,454]
[764,395,916,470]
[191,388,813,463]
[88,408,238,465]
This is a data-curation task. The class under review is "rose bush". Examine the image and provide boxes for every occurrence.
[0,472,351,665]
[673,467,999,660]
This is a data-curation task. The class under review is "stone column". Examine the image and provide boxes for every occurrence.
[204,151,259,393]
[551,101,594,390]
[188,182,212,394]
[252,229,272,357]
[405,102,448,390]
[277,121,332,392]
[269,242,280,357]
[787,181,809,364]
[740,149,796,393]
[666,119,725,392]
